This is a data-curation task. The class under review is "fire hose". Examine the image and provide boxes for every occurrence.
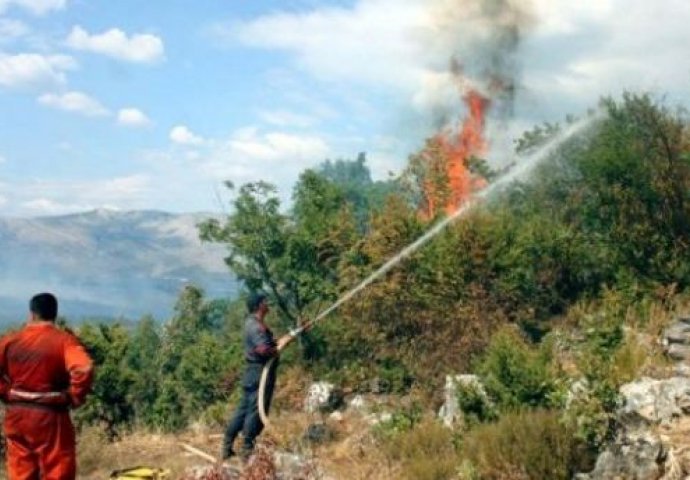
[255,199,481,428]
[254,112,602,428]
[257,323,312,428]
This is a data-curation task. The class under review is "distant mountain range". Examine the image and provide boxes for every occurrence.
[0,209,238,325]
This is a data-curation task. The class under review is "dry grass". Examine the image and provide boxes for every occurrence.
[261,407,402,480]
[379,416,459,480]
[75,426,225,479]
[459,409,581,480]
[0,399,408,480]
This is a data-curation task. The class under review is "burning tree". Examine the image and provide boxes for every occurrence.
[407,88,491,219]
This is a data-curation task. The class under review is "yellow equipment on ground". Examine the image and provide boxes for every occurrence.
[109,466,171,479]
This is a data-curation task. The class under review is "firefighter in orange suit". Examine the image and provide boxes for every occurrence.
[0,292,94,480]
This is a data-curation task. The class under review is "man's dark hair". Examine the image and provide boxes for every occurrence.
[246,291,267,313]
[30,292,58,321]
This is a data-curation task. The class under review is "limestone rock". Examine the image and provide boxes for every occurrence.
[664,322,690,346]
[184,464,237,480]
[619,377,690,427]
[437,374,492,428]
[348,394,368,412]
[668,344,690,362]
[583,432,665,480]
[273,451,317,479]
[304,382,344,413]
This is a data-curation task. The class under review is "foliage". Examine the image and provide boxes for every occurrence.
[318,152,398,227]
[199,174,359,335]
[124,315,161,426]
[59,94,690,474]
[455,380,499,425]
[475,326,558,411]
[512,93,690,291]
[379,417,459,480]
[76,323,135,439]
[458,410,587,480]
[372,402,424,439]
[560,292,644,450]
[73,288,242,435]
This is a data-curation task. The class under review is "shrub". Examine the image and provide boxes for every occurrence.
[380,417,459,480]
[458,410,587,480]
[456,380,498,425]
[373,403,423,439]
[476,326,557,411]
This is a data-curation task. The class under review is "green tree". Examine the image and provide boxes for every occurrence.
[319,152,397,227]
[76,323,134,439]
[511,93,690,290]
[124,315,161,426]
[199,175,359,329]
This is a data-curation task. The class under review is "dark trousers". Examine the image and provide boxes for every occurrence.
[222,362,277,457]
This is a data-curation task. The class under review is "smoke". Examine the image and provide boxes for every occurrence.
[413,0,534,159]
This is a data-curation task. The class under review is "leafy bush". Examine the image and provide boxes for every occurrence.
[456,380,498,425]
[561,292,654,451]
[476,326,558,411]
[373,403,423,439]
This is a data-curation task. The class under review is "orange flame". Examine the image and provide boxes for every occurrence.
[421,89,489,218]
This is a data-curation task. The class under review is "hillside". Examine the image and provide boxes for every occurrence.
[0,94,686,480]
[0,209,237,323]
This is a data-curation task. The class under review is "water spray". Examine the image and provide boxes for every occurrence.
[258,112,603,427]
[291,112,600,336]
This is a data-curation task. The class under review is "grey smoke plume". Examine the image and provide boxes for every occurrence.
[417,0,533,128]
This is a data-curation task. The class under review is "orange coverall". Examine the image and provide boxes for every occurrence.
[0,322,94,480]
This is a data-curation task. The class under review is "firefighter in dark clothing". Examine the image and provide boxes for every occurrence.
[221,291,293,460]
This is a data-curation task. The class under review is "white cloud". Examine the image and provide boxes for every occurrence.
[258,109,315,128]
[13,174,150,215]
[530,0,615,37]
[140,127,333,209]
[0,18,29,41]
[66,26,164,64]
[99,175,149,197]
[0,193,6,207]
[0,53,76,90]
[216,0,429,90]
[0,153,6,164]
[170,125,204,146]
[0,0,67,15]
[117,108,152,127]
[38,91,109,117]
[21,197,70,213]
[197,128,332,192]
[520,0,690,118]
[229,128,329,163]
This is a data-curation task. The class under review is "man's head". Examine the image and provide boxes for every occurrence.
[29,292,58,322]
[246,291,269,316]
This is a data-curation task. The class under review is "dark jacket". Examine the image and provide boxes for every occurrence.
[243,314,278,365]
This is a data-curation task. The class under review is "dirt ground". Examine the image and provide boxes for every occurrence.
[0,407,402,480]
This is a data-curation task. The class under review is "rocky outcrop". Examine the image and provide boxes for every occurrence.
[437,374,493,428]
[576,432,667,480]
[663,316,690,364]
[304,382,344,414]
[619,377,690,427]
[578,314,690,480]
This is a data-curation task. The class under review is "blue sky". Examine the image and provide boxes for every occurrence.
[1,0,689,217]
